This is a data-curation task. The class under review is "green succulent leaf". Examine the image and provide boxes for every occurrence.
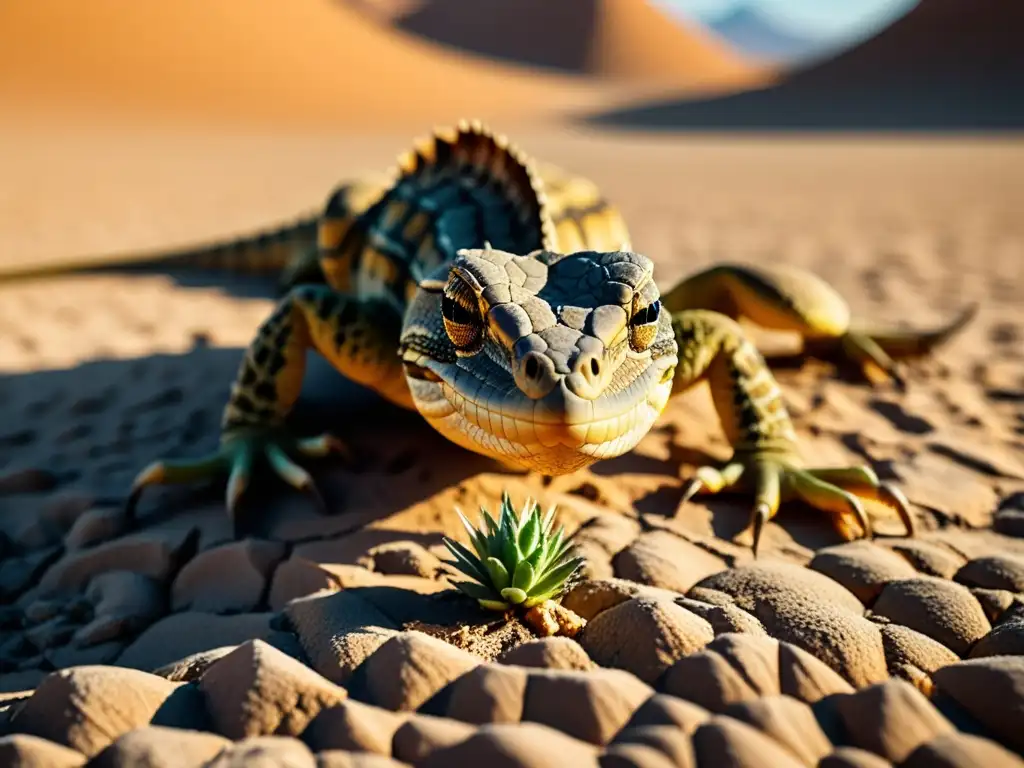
[512,560,536,592]
[443,539,490,584]
[485,556,511,591]
[500,587,529,605]
[478,598,511,611]
[456,508,489,560]
[518,509,541,556]
[453,581,498,601]
[531,556,584,598]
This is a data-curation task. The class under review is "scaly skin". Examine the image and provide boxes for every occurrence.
[64,120,968,550]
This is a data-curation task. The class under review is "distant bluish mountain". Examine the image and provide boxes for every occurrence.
[705,5,827,64]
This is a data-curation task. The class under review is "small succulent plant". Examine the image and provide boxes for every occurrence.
[443,492,584,612]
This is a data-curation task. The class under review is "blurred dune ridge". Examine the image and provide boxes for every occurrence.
[0,0,766,129]
[354,0,761,81]
[587,0,1024,130]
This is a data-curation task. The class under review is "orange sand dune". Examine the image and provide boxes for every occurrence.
[367,0,760,84]
[0,0,675,128]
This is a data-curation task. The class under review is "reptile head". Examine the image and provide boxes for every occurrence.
[399,248,679,474]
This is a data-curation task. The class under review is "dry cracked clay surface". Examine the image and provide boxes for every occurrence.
[1,130,1024,766]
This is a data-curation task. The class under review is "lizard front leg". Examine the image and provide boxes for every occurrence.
[662,264,975,388]
[126,285,409,533]
[671,310,914,555]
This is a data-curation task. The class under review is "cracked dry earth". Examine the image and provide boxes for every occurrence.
[1,130,1024,766]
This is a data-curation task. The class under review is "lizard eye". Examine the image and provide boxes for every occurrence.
[629,298,661,352]
[441,276,484,353]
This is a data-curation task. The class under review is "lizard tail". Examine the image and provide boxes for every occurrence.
[0,213,321,285]
[850,302,979,359]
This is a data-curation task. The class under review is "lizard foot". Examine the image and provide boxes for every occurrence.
[678,457,914,556]
[125,429,350,536]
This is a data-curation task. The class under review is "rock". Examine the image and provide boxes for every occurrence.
[41,493,95,534]
[302,699,409,754]
[205,736,316,767]
[662,634,853,711]
[522,668,652,745]
[879,624,960,675]
[284,589,399,685]
[571,514,642,556]
[74,571,164,647]
[886,540,967,579]
[873,577,991,657]
[172,539,286,614]
[691,716,805,768]
[417,722,600,768]
[579,598,713,684]
[932,656,1024,752]
[152,646,237,683]
[692,565,888,687]
[117,612,275,672]
[38,527,197,594]
[24,617,76,650]
[0,734,86,767]
[625,694,710,734]
[995,509,1024,538]
[561,579,683,622]
[199,639,347,740]
[391,713,476,764]
[810,541,919,604]
[954,554,1024,593]
[365,541,443,578]
[833,678,953,762]
[443,664,528,725]
[611,724,694,767]
[613,531,726,594]
[722,695,833,766]
[970,617,1024,658]
[15,666,178,757]
[674,598,768,638]
[499,637,592,671]
[316,754,410,768]
[355,631,479,712]
[600,743,679,768]
[903,731,1024,768]
[89,725,231,767]
[0,548,61,602]
[64,508,127,550]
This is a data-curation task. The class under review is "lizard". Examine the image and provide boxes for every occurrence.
[4,120,976,554]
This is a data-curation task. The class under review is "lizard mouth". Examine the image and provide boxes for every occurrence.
[403,353,677,474]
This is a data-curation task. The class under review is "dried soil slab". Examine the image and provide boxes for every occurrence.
[316,752,411,768]
[722,695,833,766]
[205,735,316,767]
[878,624,960,675]
[562,579,685,622]
[609,724,695,767]
[89,726,231,768]
[442,663,528,725]
[284,589,399,685]
[364,540,444,578]
[14,666,178,757]
[872,577,991,657]
[818,747,893,768]
[692,716,806,768]
[172,538,286,613]
[522,668,653,745]
[0,734,86,767]
[417,722,600,768]
[199,639,347,740]
[674,597,768,638]
[302,699,409,755]
[391,713,476,764]
[692,564,888,686]
[117,611,276,671]
[903,731,1024,768]
[954,554,1024,593]
[810,541,919,604]
[579,597,713,683]
[625,694,710,734]
[885,540,967,579]
[613,531,726,593]
[75,570,164,647]
[970,617,1024,658]
[661,634,853,711]
[353,631,479,712]
[833,678,954,763]
[498,637,592,671]
[931,656,1024,753]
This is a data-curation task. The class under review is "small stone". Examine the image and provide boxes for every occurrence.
[819,747,893,768]
[117,612,275,672]
[418,722,599,768]
[443,664,528,725]
[879,624,960,675]
[561,579,683,622]
[365,541,443,578]
[613,531,726,594]
[64,508,127,550]
[205,736,315,767]
[932,656,1024,752]
[392,713,476,764]
[970,617,1024,658]
[24,617,77,650]
[152,646,237,683]
[723,695,833,766]
[610,725,694,767]
[41,493,95,534]
[303,699,409,754]
[674,597,768,638]
[903,731,1024,768]
[75,571,164,647]
[886,540,966,579]
[810,541,918,604]
[89,726,230,768]
[0,733,86,767]
[970,588,1016,623]
[954,554,1024,593]
[499,637,592,671]
[692,716,805,768]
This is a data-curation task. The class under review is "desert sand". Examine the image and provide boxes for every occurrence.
[2,0,1024,765]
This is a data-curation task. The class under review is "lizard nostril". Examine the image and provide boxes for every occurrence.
[525,356,540,380]
[590,358,600,378]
